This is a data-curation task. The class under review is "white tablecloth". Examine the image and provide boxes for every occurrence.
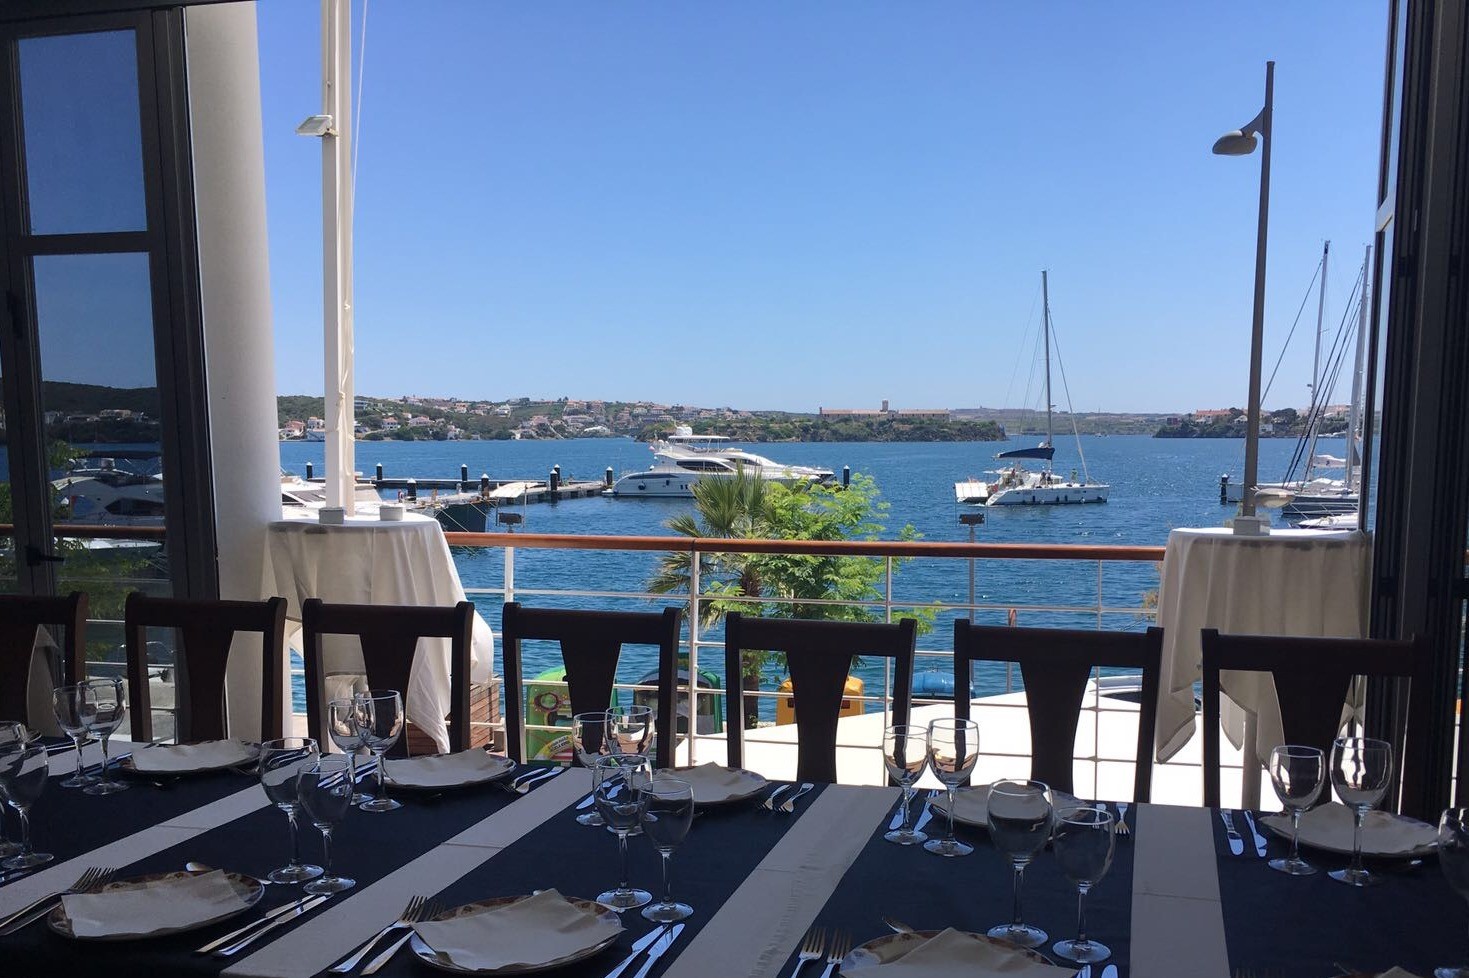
[1154,526,1370,767]
[261,514,494,752]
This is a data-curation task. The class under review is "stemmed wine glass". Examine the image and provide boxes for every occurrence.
[0,723,26,859]
[355,690,404,813]
[259,737,323,884]
[572,712,610,827]
[1328,736,1393,886]
[594,753,652,910]
[0,742,52,869]
[923,717,979,857]
[1052,806,1116,964]
[1267,745,1325,876]
[298,755,356,895]
[327,698,373,806]
[882,724,928,846]
[80,678,128,795]
[606,705,654,756]
[52,686,94,789]
[986,780,1053,948]
[1436,808,1469,978]
[637,775,694,922]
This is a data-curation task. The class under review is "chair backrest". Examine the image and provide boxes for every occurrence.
[302,599,475,757]
[500,602,683,768]
[952,621,1164,801]
[0,592,88,727]
[1200,628,1431,812]
[124,593,287,743]
[724,612,917,784]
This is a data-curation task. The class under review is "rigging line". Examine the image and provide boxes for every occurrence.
[351,0,369,209]
[1001,278,1044,421]
[1042,310,1092,484]
[1262,256,1324,404]
[1282,268,1364,482]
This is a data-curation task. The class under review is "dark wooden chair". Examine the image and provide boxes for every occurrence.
[1201,628,1432,814]
[500,602,683,768]
[124,593,287,743]
[952,621,1164,801]
[302,598,475,757]
[0,592,88,727]
[724,612,917,784]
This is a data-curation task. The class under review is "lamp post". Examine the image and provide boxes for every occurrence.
[1214,60,1274,534]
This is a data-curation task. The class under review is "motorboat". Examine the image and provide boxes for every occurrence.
[52,450,166,525]
[606,427,834,498]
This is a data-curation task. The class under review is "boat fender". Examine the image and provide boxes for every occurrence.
[534,691,563,712]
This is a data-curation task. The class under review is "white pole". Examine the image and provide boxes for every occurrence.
[321,0,356,511]
[1304,241,1329,477]
[1345,245,1371,493]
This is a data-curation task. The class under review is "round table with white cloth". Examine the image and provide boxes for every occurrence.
[261,514,495,753]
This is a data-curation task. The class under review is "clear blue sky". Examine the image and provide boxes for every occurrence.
[257,1,1387,414]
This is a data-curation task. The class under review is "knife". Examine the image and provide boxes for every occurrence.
[912,790,939,834]
[601,924,669,978]
[578,782,622,811]
[1241,810,1268,857]
[213,894,330,956]
[632,922,684,978]
[1219,810,1245,856]
[888,794,911,830]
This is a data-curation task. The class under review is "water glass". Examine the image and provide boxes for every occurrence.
[986,780,1052,948]
[1328,736,1392,886]
[882,724,928,846]
[52,686,94,789]
[80,678,128,796]
[355,690,405,813]
[298,755,356,895]
[923,717,979,857]
[327,697,373,805]
[0,742,53,869]
[1267,745,1325,876]
[637,775,694,922]
[259,737,324,884]
[572,711,611,826]
[594,753,652,910]
[606,705,655,756]
[1052,806,1116,964]
[1436,808,1469,978]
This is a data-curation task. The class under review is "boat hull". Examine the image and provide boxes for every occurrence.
[987,483,1110,506]
[609,471,820,498]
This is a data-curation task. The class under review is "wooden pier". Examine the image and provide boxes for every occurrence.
[299,462,608,507]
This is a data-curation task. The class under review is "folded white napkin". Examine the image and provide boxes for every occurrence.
[131,740,257,773]
[412,889,622,971]
[61,870,250,939]
[934,786,1083,826]
[383,750,516,789]
[846,928,1077,977]
[1261,803,1436,856]
[659,763,766,804]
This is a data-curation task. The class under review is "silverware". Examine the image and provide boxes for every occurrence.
[1115,802,1131,837]
[887,794,911,831]
[789,925,825,978]
[1242,810,1268,857]
[631,922,684,978]
[1219,810,1245,856]
[196,893,322,953]
[362,900,444,974]
[881,916,917,935]
[780,783,816,814]
[0,865,115,935]
[912,790,939,834]
[762,784,793,811]
[327,894,428,972]
[579,781,622,811]
[819,930,850,978]
[213,894,331,956]
[506,767,561,794]
[601,924,668,978]
[82,752,131,777]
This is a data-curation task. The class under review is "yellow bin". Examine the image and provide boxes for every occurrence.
[776,675,865,725]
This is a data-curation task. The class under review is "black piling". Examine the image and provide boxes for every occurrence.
[305,462,314,480]
[460,464,469,486]
[375,463,384,482]
[407,478,418,501]
[842,465,850,488]
[605,467,614,489]
[549,469,560,494]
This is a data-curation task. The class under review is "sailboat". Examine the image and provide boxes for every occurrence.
[955,271,1109,507]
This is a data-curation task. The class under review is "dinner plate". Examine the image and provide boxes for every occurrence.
[46,870,264,941]
[929,784,1085,828]
[658,764,769,807]
[119,740,260,776]
[1259,807,1438,858]
[408,895,623,974]
[840,929,1064,971]
[382,751,517,792]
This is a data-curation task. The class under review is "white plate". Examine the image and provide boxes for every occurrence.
[120,740,260,776]
[47,870,264,941]
[382,751,518,792]
[657,764,769,807]
[841,930,1067,972]
[929,784,1085,828]
[408,895,622,974]
[1260,806,1438,858]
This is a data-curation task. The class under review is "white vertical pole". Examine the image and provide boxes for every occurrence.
[321,0,356,510]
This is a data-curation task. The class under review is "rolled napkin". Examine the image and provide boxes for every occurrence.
[1261,803,1437,856]
[412,889,622,971]
[130,739,257,773]
[658,762,767,804]
[61,870,250,939]
[382,750,516,789]
[845,928,1077,977]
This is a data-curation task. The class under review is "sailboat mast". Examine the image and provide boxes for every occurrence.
[1042,269,1053,475]
[1304,241,1330,478]
[1345,244,1370,491]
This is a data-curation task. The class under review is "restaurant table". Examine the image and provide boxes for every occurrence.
[261,514,496,752]
[1154,526,1371,806]
[3,744,1464,977]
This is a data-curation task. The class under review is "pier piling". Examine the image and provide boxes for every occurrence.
[460,464,469,485]
[305,462,314,480]
[376,463,384,482]
[842,465,850,488]
[407,478,417,501]
[605,467,614,489]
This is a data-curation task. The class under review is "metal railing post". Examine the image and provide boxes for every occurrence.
[503,545,515,604]
[687,545,700,766]
[883,557,893,729]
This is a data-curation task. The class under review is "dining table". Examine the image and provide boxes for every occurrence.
[0,738,1461,978]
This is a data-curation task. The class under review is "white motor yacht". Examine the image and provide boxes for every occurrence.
[52,451,167,525]
[606,427,834,498]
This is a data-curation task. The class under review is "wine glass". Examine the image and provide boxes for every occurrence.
[606,705,654,756]
[1052,806,1116,964]
[52,686,94,789]
[923,717,979,857]
[259,737,323,884]
[298,755,356,895]
[1328,736,1393,886]
[572,712,610,827]
[355,690,404,813]
[985,780,1052,948]
[594,753,652,910]
[0,725,24,859]
[882,724,928,846]
[637,775,694,922]
[0,742,53,869]
[80,678,128,795]
[1267,745,1325,876]
[327,698,373,806]
[1436,808,1469,978]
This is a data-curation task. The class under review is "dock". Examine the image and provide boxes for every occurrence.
[299,461,608,508]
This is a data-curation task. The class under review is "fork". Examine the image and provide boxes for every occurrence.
[787,926,824,978]
[780,783,817,814]
[820,930,850,978]
[1115,802,1131,836]
[362,899,443,974]
[329,895,427,973]
[762,784,792,812]
[0,865,115,935]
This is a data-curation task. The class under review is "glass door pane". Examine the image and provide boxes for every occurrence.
[0,354,13,594]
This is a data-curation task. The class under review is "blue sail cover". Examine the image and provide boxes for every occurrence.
[996,444,1055,461]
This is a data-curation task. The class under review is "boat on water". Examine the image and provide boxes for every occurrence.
[955,271,1109,507]
[605,426,834,498]
[280,472,495,531]
[52,450,166,524]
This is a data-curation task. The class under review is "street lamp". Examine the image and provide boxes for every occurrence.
[1214,60,1274,535]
